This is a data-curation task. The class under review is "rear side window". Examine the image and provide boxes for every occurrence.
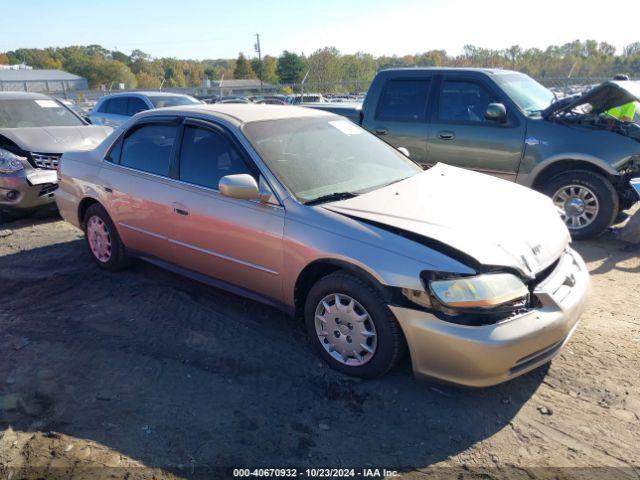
[376,79,431,122]
[127,97,148,116]
[179,125,251,190]
[97,99,111,113]
[120,124,177,176]
[438,80,500,123]
[108,97,128,115]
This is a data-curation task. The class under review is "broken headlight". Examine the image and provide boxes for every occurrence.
[402,273,529,312]
[0,148,25,174]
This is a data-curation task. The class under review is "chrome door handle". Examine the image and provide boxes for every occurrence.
[438,131,455,140]
[375,127,388,135]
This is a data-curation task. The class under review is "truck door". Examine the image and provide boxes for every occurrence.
[361,78,432,164]
[427,76,526,181]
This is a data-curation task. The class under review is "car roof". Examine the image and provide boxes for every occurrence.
[98,91,195,99]
[379,67,519,75]
[0,91,55,100]
[141,103,333,125]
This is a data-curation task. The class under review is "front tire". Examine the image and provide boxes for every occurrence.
[304,272,404,378]
[83,203,130,271]
[542,170,618,240]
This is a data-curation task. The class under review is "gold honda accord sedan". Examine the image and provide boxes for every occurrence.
[56,104,590,386]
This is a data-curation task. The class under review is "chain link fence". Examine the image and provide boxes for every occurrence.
[22,75,634,109]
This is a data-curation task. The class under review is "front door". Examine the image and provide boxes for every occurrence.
[167,121,285,302]
[427,77,526,181]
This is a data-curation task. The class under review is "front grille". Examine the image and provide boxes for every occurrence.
[30,152,62,170]
[39,183,58,197]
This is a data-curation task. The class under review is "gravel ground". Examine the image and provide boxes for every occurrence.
[0,215,638,480]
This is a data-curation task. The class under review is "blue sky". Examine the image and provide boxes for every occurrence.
[2,0,639,59]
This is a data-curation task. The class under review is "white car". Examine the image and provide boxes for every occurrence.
[89,92,201,127]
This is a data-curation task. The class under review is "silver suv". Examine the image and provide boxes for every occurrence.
[89,91,201,128]
[0,92,111,220]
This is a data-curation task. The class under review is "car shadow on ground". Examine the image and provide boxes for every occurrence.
[0,240,547,476]
[573,238,640,275]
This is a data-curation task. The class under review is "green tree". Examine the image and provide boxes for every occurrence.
[234,53,255,79]
[277,50,306,84]
[261,55,278,84]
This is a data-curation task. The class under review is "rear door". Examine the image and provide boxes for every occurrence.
[427,75,526,180]
[362,78,433,164]
[99,117,180,261]
[167,119,285,302]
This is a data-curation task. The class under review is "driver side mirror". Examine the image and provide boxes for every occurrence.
[219,174,271,202]
[485,103,507,123]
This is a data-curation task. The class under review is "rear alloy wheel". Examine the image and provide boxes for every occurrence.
[304,272,404,378]
[542,170,618,240]
[83,203,130,271]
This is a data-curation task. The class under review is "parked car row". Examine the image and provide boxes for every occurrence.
[307,68,640,239]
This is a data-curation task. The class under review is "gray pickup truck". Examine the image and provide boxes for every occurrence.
[306,68,640,239]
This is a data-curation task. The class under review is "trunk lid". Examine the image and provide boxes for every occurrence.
[324,164,570,278]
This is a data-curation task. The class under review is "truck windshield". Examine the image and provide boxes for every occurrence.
[244,116,422,204]
[494,73,556,116]
[0,98,85,128]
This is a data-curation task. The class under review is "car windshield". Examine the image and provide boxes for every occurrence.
[0,98,84,128]
[243,116,422,203]
[494,73,556,116]
[147,95,201,108]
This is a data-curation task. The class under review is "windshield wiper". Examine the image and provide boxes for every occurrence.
[304,191,359,206]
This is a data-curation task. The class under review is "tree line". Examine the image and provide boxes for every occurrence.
[1,40,639,92]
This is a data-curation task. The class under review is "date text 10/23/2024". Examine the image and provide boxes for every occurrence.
[233,468,400,478]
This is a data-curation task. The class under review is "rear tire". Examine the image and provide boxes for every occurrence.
[83,203,130,271]
[542,170,618,240]
[304,272,404,378]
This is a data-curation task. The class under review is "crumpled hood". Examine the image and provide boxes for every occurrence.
[543,80,640,118]
[0,125,111,153]
[324,164,570,278]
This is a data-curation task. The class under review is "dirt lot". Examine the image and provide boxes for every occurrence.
[0,215,639,479]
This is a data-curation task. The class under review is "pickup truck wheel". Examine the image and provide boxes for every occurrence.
[83,203,130,271]
[543,170,618,240]
[304,272,404,378]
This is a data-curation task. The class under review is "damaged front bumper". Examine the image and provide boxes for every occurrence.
[0,167,58,213]
[390,248,590,387]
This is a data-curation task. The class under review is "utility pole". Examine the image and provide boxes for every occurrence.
[254,33,263,92]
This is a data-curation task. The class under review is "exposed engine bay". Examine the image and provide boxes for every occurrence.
[554,112,640,142]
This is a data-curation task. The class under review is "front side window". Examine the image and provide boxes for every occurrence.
[179,126,250,189]
[244,117,421,203]
[375,79,431,122]
[0,98,85,128]
[438,80,499,123]
[120,124,177,176]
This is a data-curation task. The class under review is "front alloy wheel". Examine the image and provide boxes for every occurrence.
[552,184,599,230]
[542,170,618,240]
